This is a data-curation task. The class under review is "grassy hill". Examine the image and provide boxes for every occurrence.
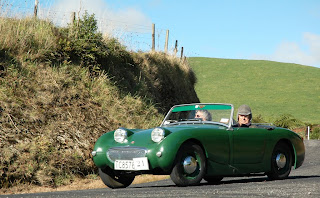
[188,57,320,124]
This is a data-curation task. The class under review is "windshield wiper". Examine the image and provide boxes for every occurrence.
[163,120,178,125]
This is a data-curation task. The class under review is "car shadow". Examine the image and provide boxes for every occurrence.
[131,175,320,189]
[217,175,320,185]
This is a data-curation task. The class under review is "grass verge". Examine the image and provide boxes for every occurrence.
[0,175,170,195]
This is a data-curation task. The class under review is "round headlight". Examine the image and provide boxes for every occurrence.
[114,128,128,143]
[151,127,165,143]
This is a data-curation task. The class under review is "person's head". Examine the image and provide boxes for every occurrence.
[195,110,212,121]
[237,105,252,126]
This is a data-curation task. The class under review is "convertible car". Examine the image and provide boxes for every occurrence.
[92,103,305,188]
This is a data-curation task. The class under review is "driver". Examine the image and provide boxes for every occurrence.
[195,110,212,121]
[234,104,252,127]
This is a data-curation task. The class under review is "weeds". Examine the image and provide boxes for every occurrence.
[0,17,56,60]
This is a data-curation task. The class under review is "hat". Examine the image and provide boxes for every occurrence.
[237,105,252,116]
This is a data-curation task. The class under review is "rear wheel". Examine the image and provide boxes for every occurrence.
[170,143,206,186]
[99,167,135,189]
[267,142,293,180]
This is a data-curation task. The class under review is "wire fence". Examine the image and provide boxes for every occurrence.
[0,0,193,57]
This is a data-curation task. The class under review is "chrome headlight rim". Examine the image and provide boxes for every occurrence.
[114,128,128,143]
[151,127,165,143]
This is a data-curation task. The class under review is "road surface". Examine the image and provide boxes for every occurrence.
[2,140,319,198]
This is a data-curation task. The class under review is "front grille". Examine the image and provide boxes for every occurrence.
[107,147,148,162]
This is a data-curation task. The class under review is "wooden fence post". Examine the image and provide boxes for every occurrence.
[152,23,155,51]
[34,0,39,18]
[174,40,178,55]
[164,30,169,53]
[180,47,184,59]
[70,12,76,25]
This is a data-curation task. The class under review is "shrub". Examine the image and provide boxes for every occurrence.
[56,11,108,71]
[252,114,267,123]
[273,114,305,129]
[310,127,320,140]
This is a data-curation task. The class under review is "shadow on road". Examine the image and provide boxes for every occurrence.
[131,175,320,189]
[219,175,320,185]
[287,175,320,180]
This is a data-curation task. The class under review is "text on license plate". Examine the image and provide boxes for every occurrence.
[114,157,149,170]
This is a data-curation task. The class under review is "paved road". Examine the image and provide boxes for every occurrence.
[2,140,320,198]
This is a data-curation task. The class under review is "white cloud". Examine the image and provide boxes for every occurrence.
[39,0,152,35]
[252,32,320,67]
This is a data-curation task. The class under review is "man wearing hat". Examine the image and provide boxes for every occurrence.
[234,104,252,127]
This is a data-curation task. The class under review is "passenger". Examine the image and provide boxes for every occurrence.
[234,104,252,127]
[195,110,212,121]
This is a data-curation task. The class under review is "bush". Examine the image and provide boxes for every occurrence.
[273,114,305,129]
[252,114,267,123]
[310,127,320,140]
[56,11,108,71]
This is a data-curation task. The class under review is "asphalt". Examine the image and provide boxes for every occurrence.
[2,140,319,198]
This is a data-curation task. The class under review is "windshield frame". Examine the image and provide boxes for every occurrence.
[160,103,234,129]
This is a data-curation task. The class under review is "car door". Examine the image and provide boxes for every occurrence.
[232,127,268,164]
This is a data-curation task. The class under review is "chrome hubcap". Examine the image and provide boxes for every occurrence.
[183,156,197,174]
[276,153,286,169]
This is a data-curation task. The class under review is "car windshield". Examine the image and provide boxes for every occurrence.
[161,103,234,127]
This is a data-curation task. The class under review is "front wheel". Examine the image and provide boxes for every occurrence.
[99,167,135,189]
[170,143,206,186]
[267,142,293,180]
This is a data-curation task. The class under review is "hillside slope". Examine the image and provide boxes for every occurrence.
[0,16,199,188]
[188,57,320,123]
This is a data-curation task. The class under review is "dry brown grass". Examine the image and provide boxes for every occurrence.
[131,51,199,112]
[0,61,163,188]
[0,175,169,195]
[0,17,56,60]
[0,16,198,191]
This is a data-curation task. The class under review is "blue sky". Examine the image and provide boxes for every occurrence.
[7,0,320,67]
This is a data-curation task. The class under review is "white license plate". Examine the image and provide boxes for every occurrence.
[114,157,149,171]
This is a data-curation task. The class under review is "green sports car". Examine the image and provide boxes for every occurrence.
[91,103,305,188]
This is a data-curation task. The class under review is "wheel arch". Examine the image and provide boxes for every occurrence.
[169,138,207,170]
[180,138,207,157]
[275,138,296,168]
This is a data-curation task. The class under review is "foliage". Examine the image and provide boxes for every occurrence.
[55,13,199,112]
[273,114,305,129]
[310,127,320,140]
[252,114,267,123]
[56,11,108,71]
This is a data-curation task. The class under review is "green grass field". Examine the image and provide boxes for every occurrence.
[188,57,320,124]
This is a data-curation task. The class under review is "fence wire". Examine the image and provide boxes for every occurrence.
[0,0,187,56]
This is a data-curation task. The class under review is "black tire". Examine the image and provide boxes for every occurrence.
[203,176,223,184]
[99,167,135,189]
[170,143,206,186]
[267,142,293,180]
